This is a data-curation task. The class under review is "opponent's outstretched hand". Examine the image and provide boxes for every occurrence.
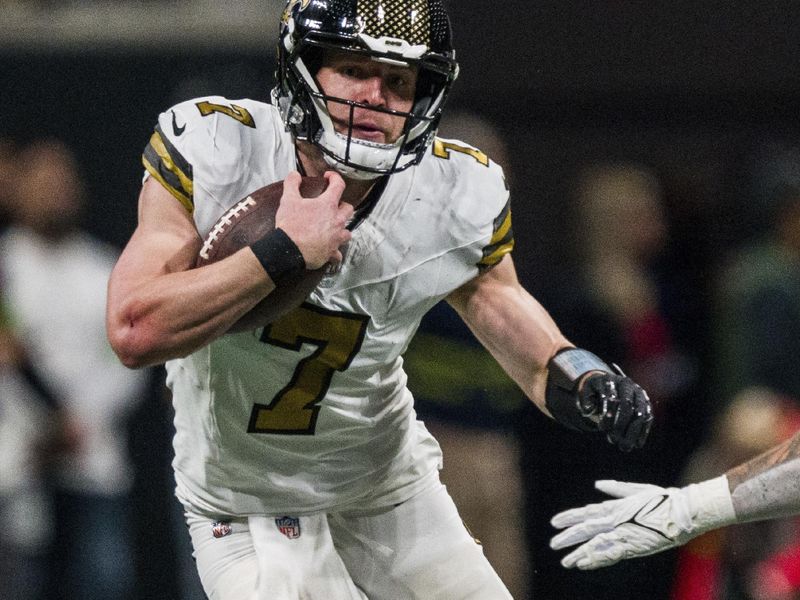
[550,477,736,570]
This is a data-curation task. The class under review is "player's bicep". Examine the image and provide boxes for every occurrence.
[109,178,201,305]
[448,253,516,311]
[137,176,202,270]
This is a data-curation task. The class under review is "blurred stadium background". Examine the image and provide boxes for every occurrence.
[4,1,800,281]
[4,1,800,599]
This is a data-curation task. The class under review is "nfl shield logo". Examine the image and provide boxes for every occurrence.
[212,521,232,538]
[275,516,301,539]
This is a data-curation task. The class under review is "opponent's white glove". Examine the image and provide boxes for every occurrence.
[550,476,737,570]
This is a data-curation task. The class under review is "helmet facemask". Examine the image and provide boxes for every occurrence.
[273,0,459,179]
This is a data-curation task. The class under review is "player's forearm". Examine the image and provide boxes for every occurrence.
[449,266,567,408]
[108,248,273,368]
[726,431,800,524]
[475,287,566,407]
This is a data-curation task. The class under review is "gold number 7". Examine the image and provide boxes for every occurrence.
[432,138,489,166]
[248,303,370,435]
[195,100,256,128]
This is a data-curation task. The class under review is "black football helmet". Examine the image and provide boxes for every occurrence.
[272,0,459,179]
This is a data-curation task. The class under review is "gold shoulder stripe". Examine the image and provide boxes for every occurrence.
[153,123,194,179]
[483,224,514,255]
[479,240,515,269]
[493,198,510,230]
[141,126,194,212]
[142,155,192,212]
[489,207,512,245]
[478,199,515,270]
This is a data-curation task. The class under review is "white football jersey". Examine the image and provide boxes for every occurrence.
[143,97,514,517]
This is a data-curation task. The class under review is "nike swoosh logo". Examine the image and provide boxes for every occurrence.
[624,494,674,541]
[172,111,186,136]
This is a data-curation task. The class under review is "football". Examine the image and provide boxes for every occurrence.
[196,176,329,332]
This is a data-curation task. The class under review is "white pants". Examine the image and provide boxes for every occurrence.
[187,479,512,599]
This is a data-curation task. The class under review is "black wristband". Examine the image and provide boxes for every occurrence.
[250,228,305,285]
[545,347,612,432]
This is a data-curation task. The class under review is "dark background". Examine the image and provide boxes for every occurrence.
[4,2,800,598]
[5,2,800,275]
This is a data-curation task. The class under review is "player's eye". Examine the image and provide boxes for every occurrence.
[340,65,362,78]
[388,73,415,97]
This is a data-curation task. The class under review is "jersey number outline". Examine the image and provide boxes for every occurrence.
[195,100,256,128]
[432,138,489,166]
[248,303,370,435]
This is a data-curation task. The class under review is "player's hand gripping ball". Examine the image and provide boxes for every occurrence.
[196,176,329,332]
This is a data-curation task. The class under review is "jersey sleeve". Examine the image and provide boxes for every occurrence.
[430,136,515,272]
[141,97,266,214]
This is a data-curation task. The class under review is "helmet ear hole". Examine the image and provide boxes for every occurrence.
[300,46,324,78]
[413,68,447,117]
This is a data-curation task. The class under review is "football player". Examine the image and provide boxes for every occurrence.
[106,0,654,597]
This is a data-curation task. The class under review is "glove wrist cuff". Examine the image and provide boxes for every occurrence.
[544,347,611,432]
[686,475,737,533]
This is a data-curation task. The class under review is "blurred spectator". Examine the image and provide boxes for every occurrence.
[671,387,800,600]
[0,139,147,600]
[0,307,55,600]
[402,110,530,599]
[689,148,800,600]
[573,164,692,402]
[0,138,18,239]
[714,181,800,404]
[0,138,43,600]
[522,162,698,600]
[0,139,54,600]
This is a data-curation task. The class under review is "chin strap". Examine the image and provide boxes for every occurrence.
[322,152,384,181]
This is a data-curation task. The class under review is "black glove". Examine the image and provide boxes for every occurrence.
[578,371,653,452]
